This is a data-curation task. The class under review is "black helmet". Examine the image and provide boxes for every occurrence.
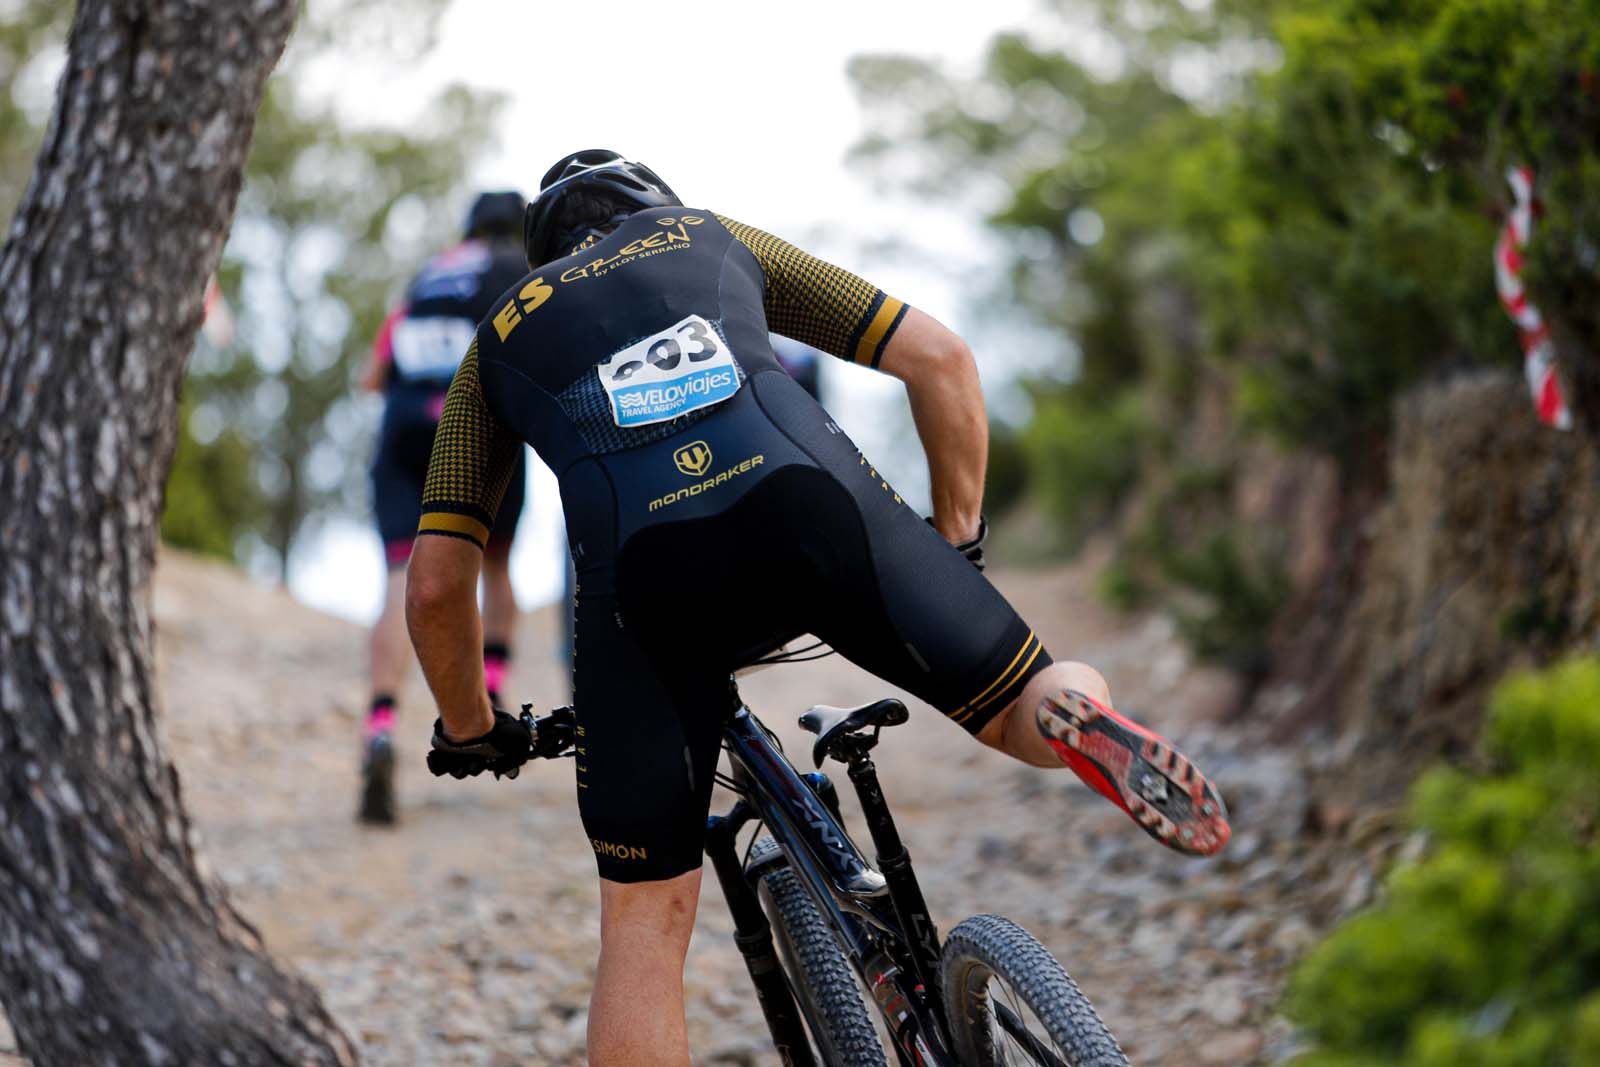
[522,149,681,267]
[464,190,527,239]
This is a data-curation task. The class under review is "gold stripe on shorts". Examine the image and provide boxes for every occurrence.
[950,631,1042,725]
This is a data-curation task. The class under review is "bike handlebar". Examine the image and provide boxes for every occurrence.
[520,704,578,760]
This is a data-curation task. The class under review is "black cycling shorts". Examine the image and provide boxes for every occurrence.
[565,373,1051,883]
[372,388,525,565]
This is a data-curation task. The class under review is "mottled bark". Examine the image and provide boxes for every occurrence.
[0,2,357,1065]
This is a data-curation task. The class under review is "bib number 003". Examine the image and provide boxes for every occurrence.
[596,314,740,427]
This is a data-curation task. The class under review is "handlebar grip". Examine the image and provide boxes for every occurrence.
[521,705,577,759]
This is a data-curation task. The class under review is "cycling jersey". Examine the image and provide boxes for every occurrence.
[420,211,1050,881]
[370,238,529,562]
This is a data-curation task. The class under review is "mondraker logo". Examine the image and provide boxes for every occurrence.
[673,440,713,477]
[648,454,765,512]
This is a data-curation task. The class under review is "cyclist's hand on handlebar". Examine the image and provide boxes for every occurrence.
[931,515,988,571]
[427,708,533,780]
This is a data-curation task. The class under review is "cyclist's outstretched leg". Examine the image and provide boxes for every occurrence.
[741,374,1232,858]
[977,663,1231,857]
[590,871,699,1067]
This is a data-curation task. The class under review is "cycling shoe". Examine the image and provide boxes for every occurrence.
[358,731,397,825]
[1036,689,1229,856]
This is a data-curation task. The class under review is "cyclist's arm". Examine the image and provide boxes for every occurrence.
[719,215,984,543]
[878,308,985,545]
[408,536,493,740]
[407,337,521,739]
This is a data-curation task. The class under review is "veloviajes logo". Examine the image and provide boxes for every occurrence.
[615,368,736,425]
[673,440,713,477]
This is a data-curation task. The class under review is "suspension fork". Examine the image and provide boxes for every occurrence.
[705,801,817,1067]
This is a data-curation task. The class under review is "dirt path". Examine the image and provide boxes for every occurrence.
[2,551,1341,1065]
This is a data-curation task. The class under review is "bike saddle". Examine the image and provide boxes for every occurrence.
[798,698,909,766]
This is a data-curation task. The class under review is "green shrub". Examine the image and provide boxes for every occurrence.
[1162,528,1288,675]
[1108,461,1287,671]
[1021,388,1146,550]
[1499,595,1572,647]
[160,397,266,562]
[1096,557,1148,613]
[984,421,1030,519]
[1287,658,1600,1066]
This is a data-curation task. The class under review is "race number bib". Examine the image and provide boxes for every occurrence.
[597,314,739,427]
[391,315,477,381]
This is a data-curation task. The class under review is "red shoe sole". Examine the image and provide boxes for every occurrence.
[1036,690,1230,857]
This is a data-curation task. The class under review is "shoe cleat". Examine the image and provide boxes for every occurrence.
[1036,689,1230,857]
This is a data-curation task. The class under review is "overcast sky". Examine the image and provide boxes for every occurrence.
[289,0,1051,625]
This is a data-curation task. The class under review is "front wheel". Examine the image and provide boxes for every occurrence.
[751,838,889,1067]
[941,914,1129,1067]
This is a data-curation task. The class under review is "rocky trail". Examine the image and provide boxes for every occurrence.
[1,550,1384,1066]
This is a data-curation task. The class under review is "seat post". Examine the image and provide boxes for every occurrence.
[844,756,944,1007]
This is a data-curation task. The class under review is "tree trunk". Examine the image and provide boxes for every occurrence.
[0,3,357,1065]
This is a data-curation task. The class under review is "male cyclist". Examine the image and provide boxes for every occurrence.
[356,190,530,824]
[406,151,1230,1064]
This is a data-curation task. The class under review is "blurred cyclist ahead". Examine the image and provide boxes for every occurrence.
[356,190,530,824]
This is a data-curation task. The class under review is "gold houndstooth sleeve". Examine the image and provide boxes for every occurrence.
[418,338,522,548]
[717,215,908,369]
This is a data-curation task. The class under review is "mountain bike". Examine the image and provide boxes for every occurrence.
[518,680,1130,1066]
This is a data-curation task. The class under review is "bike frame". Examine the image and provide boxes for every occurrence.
[703,688,958,1067]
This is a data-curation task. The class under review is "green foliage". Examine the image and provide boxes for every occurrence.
[1021,388,1145,550]
[1287,658,1600,1065]
[983,421,1030,518]
[164,3,503,575]
[160,397,266,561]
[3,1,504,577]
[1118,463,1288,672]
[1095,557,1147,612]
[1162,528,1288,674]
[1499,594,1572,647]
[0,1,70,219]
[850,0,1600,662]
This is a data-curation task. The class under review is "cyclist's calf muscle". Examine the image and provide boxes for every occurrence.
[590,870,699,1067]
[977,660,1113,768]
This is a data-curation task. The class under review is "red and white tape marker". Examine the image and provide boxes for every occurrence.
[1493,165,1571,430]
